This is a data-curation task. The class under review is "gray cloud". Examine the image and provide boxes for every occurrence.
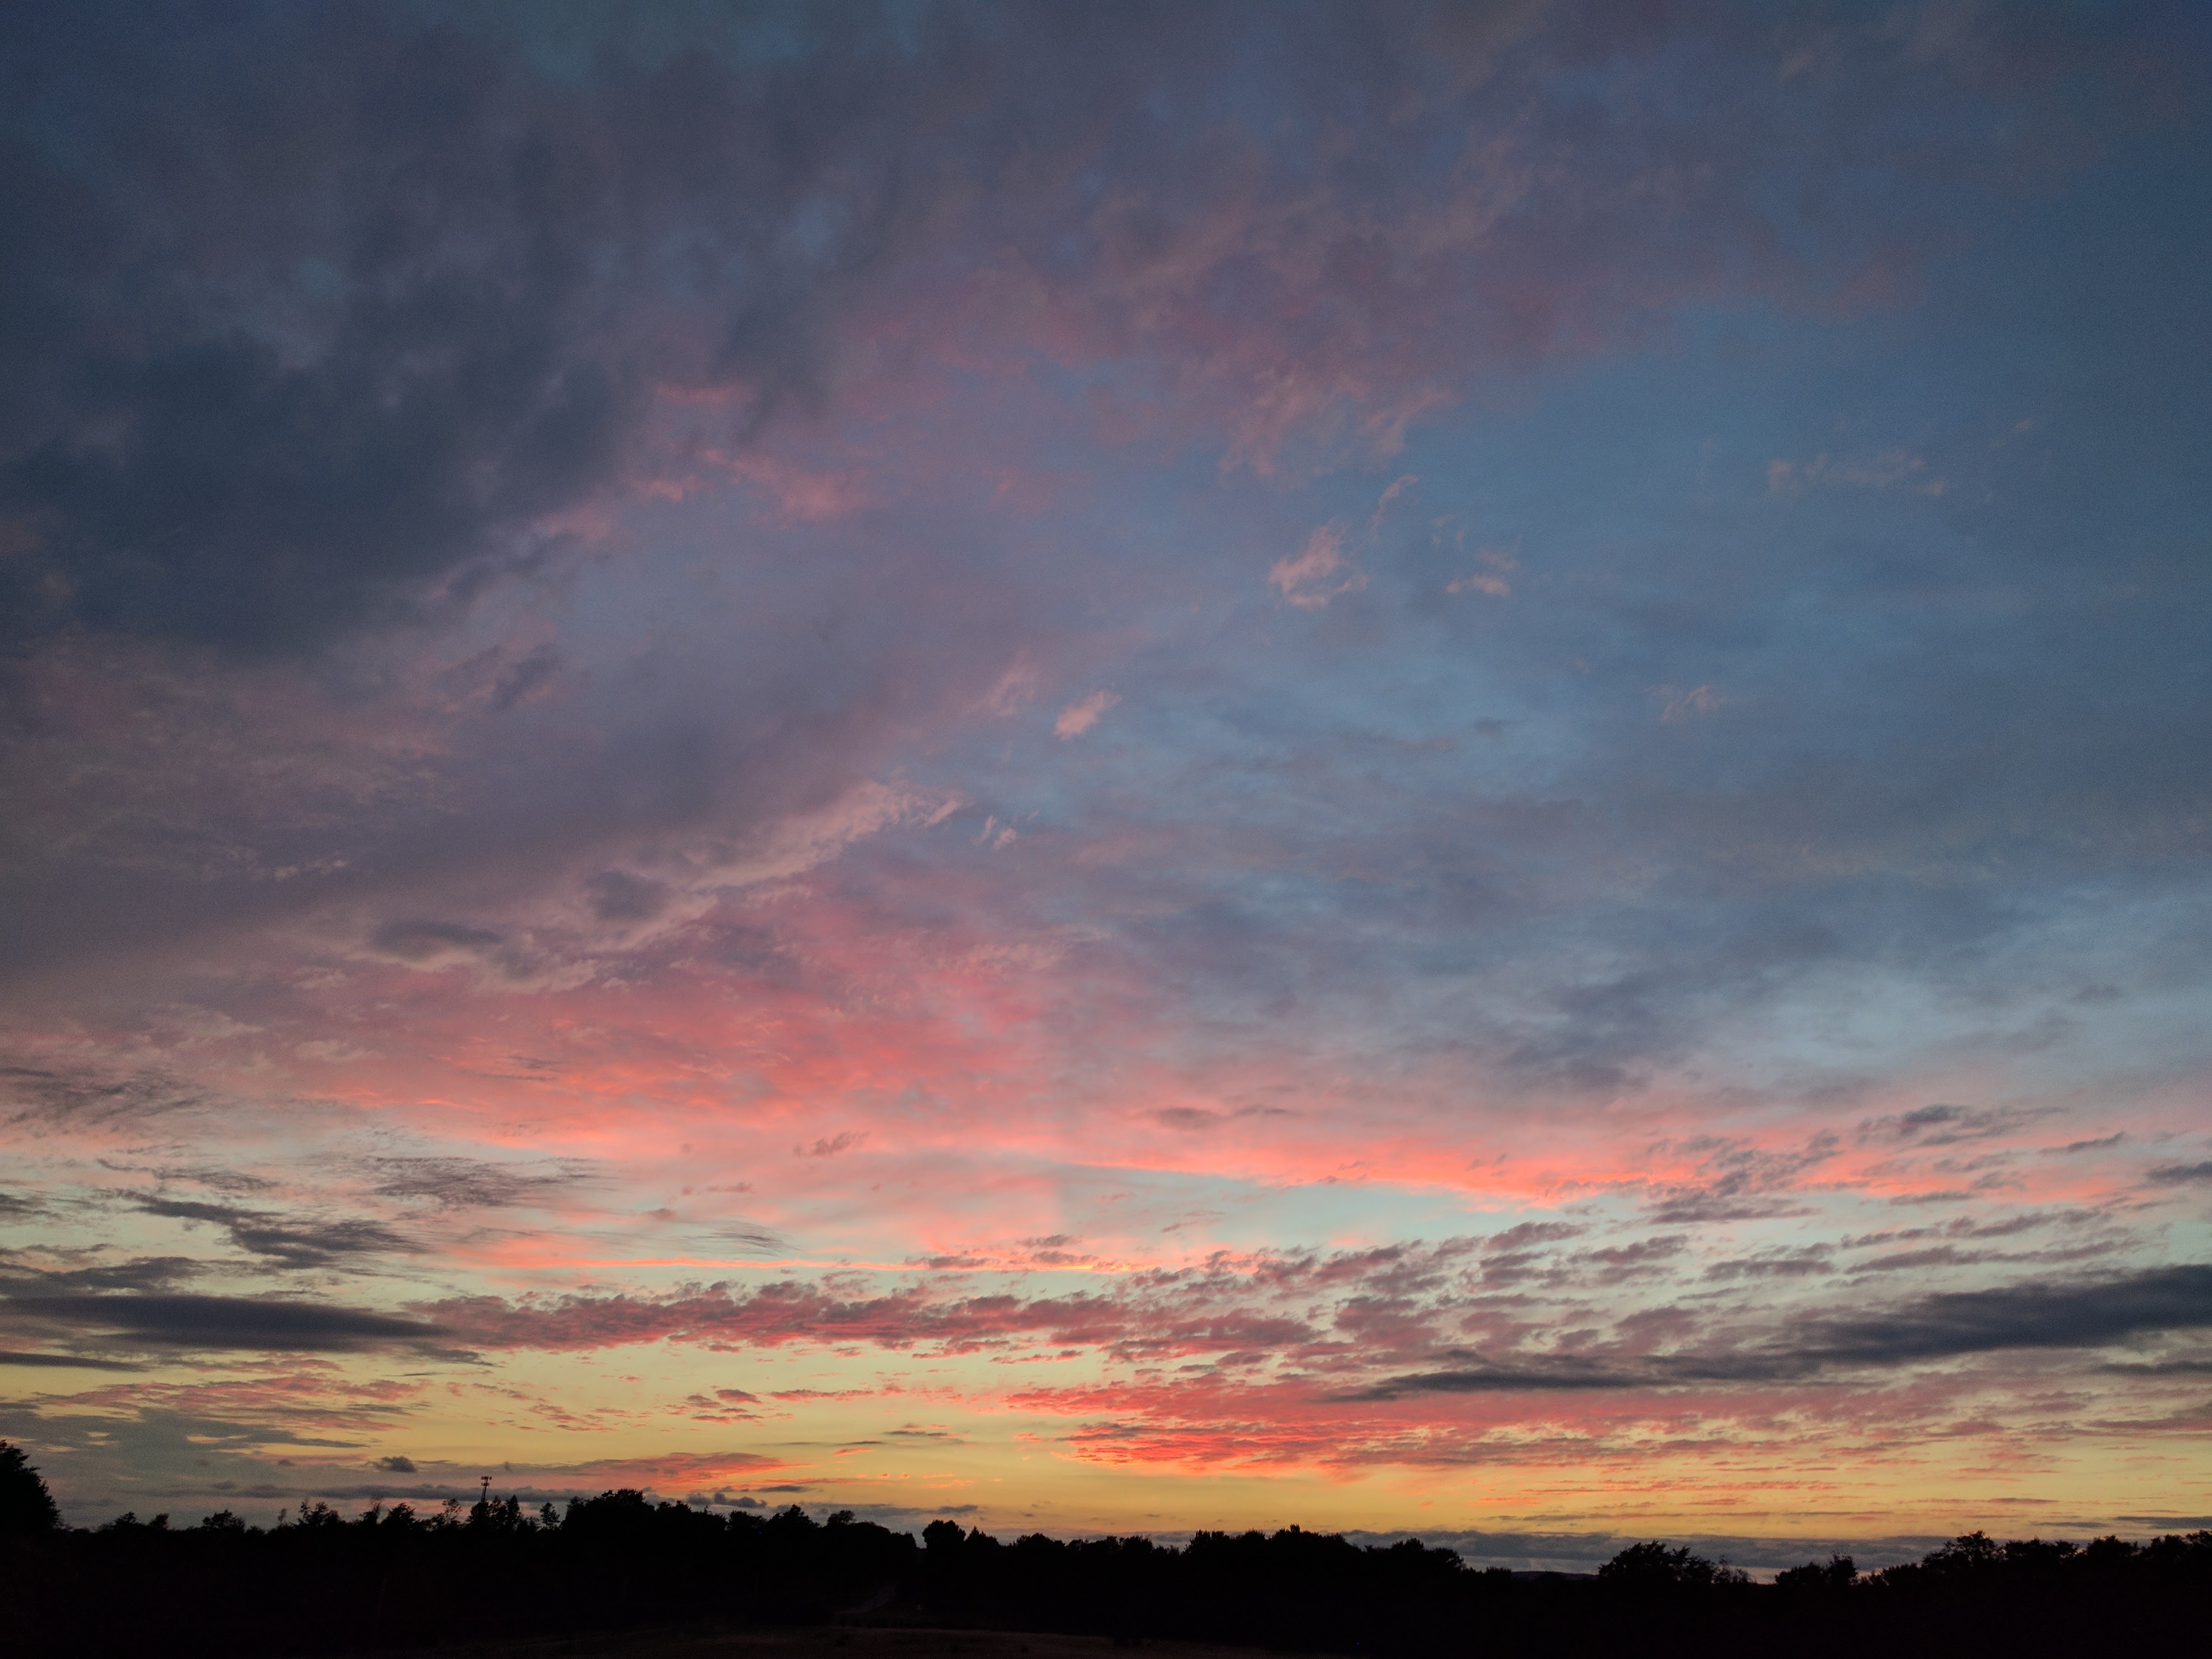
[132,1166,279,1195]
[1359,1265,2212,1397]
[491,647,563,713]
[584,870,666,923]
[1784,1267,2212,1364]
[0,4,1253,657]
[0,1291,455,1356]
[0,1255,209,1295]
[0,1064,209,1130]
[2146,1161,2212,1186]
[1703,1247,1834,1281]
[132,1198,415,1269]
[0,12,735,652]
[370,920,506,961]
[4,0,2136,668]
[2046,1134,2125,1155]
[0,1350,143,1371]
[368,1156,582,1210]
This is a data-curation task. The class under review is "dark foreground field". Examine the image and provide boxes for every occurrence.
[5,1449,2208,1659]
[379,1625,1249,1659]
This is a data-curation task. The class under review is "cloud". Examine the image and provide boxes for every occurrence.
[1054,690,1121,740]
[0,1350,143,1372]
[368,921,507,967]
[0,8,974,654]
[0,1293,456,1358]
[1,0,2158,665]
[0,0,2205,1537]
[1650,684,1725,723]
[2146,1161,2212,1186]
[368,1158,583,1210]
[1703,1248,1835,1281]
[1791,1266,2212,1363]
[2045,1133,2125,1155]
[1767,449,1944,496]
[490,647,565,713]
[379,1252,2212,1401]
[977,653,1042,717]
[1446,572,1511,598]
[130,1198,415,1270]
[1361,1265,2212,1397]
[0,1064,210,1131]
[0,1255,207,1295]
[584,870,667,924]
[711,780,965,887]
[1270,523,1365,609]
[1447,541,1518,598]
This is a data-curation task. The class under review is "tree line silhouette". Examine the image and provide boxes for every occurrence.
[1,1442,2204,1656]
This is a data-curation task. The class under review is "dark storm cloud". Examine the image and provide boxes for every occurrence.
[0,5,863,651]
[0,53,617,647]
[131,1198,415,1269]
[5,0,2150,661]
[0,0,1286,656]
[0,1291,454,1356]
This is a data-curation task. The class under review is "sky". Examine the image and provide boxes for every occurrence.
[2,0,2209,1573]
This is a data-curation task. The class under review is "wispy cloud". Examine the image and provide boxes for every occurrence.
[1054,690,1122,739]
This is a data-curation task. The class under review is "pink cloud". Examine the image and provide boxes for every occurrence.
[1268,523,1363,609]
[1054,690,1121,738]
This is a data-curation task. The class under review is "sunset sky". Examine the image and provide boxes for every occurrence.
[3,1,2209,1572]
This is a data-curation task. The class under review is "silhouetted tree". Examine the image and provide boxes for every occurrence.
[1775,1553,1857,1595]
[4,1494,2210,1659]
[1599,1540,1747,1589]
[0,1442,60,1535]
